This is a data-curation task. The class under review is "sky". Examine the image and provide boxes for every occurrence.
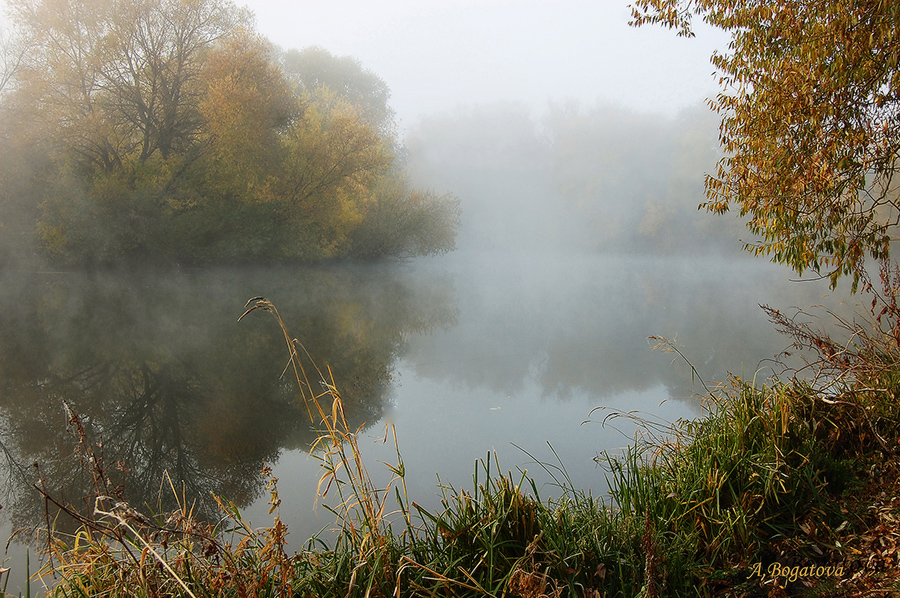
[249,0,732,130]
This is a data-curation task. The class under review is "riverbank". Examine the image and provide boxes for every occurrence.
[18,295,900,597]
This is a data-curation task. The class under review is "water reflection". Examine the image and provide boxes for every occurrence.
[0,263,458,532]
[404,250,859,402]
[0,252,859,542]
[243,251,860,548]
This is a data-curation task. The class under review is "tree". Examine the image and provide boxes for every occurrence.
[349,174,461,259]
[6,0,246,171]
[630,0,900,288]
[279,46,396,139]
[272,91,391,258]
[196,29,297,201]
[1,0,459,265]
[0,22,27,95]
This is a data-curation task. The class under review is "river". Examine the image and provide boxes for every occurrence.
[0,249,858,593]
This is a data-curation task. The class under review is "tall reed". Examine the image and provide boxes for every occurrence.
[239,297,413,595]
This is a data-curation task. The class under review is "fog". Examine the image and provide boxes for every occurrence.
[404,100,742,254]
[0,2,866,592]
[249,0,731,127]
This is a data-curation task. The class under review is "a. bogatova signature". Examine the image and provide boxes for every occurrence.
[747,562,845,583]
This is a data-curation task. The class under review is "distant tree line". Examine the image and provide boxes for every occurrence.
[405,101,746,255]
[0,0,459,267]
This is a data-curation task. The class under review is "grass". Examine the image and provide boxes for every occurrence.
[18,282,900,597]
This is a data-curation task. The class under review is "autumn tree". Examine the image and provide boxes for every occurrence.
[630,0,900,288]
[198,30,297,195]
[1,0,459,265]
[1,0,249,262]
[278,46,460,259]
[279,46,396,139]
[6,0,245,172]
[274,92,392,257]
[189,34,395,260]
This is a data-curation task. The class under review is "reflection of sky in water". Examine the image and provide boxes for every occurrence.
[400,250,861,403]
[243,363,698,548]
[242,250,860,549]
[0,252,863,591]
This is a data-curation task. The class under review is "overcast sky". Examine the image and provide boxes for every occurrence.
[249,0,731,129]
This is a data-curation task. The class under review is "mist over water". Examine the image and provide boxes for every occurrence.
[238,101,863,543]
[0,0,872,592]
[0,100,863,590]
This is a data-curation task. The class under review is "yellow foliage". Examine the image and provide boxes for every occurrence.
[198,29,298,200]
[631,0,900,288]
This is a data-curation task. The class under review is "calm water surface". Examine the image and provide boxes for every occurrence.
[0,250,857,592]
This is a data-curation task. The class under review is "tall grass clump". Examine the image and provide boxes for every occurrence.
[599,379,844,592]
[35,409,300,598]
[237,297,414,597]
[592,265,900,594]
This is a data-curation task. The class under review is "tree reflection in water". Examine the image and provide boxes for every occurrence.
[0,263,458,535]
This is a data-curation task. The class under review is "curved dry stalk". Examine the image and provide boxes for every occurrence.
[240,296,410,571]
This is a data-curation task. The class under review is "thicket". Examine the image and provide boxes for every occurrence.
[0,0,459,267]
